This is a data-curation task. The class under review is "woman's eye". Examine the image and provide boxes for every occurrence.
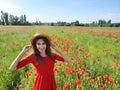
[37,43,40,45]
[36,43,45,45]
[43,43,45,45]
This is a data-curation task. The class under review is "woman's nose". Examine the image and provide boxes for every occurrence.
[40,45,43,48]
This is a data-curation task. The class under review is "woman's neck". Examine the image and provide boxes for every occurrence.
[40,52,46,57]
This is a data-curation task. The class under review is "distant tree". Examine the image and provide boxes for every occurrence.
[0,20,1,25]
[19,15,24,25]
[92,21,95,24]
[9,15,15,25]
[65,23,71,26]
[0,11,9,25]
[1,11,5,25]
[98,19,106,26]
[50,22,54,26]
[90,21,97,26]
[4,12,9,25]
[39,20,42,25]
[35,18,38,25]
[14,16,19,25]
[74,20,79,26]
[57,21,66,26]
[71,20,80,26]
[107,19,111,24]
[79,23,85,26]
[23,14,26,24]
[114,23,120,27]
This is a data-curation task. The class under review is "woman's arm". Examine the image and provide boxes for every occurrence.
[51,43,70,62]
[9,45,32,71]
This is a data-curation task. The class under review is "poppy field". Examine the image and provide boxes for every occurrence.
[0,26,120,90]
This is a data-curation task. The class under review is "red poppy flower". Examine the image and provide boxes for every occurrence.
[98,83,105,89]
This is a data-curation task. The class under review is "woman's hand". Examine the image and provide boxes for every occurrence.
[51,42,70,62]
[51,43,57,49]
[23,45,32,53]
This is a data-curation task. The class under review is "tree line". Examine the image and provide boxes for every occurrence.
[49,20,120,27]
[0,11,120,27]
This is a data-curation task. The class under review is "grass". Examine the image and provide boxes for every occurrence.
[0,26,120,90]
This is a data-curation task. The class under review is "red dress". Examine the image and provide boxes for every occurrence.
[16,53,64,90]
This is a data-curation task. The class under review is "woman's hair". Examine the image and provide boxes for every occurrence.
[30,33,54,64]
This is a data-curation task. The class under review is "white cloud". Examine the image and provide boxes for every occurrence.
[0,0,23,15]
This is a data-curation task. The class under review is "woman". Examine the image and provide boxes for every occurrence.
[9,33,70,90]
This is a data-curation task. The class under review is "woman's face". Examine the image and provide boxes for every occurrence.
[36,39,47,54]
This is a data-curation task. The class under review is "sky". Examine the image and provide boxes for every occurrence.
[0,0,120,23]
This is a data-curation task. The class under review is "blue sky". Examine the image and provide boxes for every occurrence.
[0,0,120,23]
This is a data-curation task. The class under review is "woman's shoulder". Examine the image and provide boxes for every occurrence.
[52,53,57,57]
[52,53,61,58]
[26,52,36,63]
[52,53,64,62]
[27,52,36,59]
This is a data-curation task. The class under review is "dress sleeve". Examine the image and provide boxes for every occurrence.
[53,53,64,62]
[16,54,33,70]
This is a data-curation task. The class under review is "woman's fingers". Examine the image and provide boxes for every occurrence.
[51,42,56,47]
[26,45,32,48]
[23,45,32,51]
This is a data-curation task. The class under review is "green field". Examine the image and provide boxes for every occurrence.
[0,26,120,90]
